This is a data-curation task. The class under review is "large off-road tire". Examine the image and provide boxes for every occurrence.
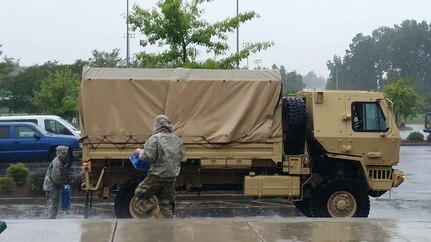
[114,177,145,218]
[311,177,370,218]
[282,97,306,155]
[293,199,312,217]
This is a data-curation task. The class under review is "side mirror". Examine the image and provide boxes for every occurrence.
[33,133,41,139]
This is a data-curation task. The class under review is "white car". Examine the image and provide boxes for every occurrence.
[0,115,80,138]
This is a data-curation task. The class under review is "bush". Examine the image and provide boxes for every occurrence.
[0,176,16,193]
[28,171,46,195]
[407,131,424,141]
[6,162,30,185]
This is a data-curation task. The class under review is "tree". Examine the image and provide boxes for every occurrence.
[326,55,343,90]
[303,71,326,89]
[383,79,418,126]
[327,20,431,95]
[1,62,62,113]
[0,46,19,110]
[88,49,125,68]
[33,68,80,119]
[129,0,273,68]
[284,71,305,94]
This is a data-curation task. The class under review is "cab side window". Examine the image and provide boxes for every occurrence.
[352,102,387,132]
[44,120,73,135]
[14,126,37,138]
[0,126,10,139]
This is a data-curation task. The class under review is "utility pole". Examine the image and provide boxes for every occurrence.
[236,0,239,69]
[126,0,130,68]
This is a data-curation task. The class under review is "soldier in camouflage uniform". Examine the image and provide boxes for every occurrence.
[43,146,68,219]
[134,115,183,218]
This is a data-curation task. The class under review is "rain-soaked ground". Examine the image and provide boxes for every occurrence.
[0,145,430,220]
[0,123,429,220]
[1,127,431,242]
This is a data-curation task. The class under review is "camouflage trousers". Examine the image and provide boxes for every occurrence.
[134,174,176,218]
[45,187,61,219]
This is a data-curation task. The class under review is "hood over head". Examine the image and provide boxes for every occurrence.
[56,145,69,162]
[153,115,172,133]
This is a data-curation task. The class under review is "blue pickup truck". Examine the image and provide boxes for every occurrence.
[0,122,82,167]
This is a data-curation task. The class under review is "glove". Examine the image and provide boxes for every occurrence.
[134,148,143,157]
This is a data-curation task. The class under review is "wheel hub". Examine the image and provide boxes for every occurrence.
[129,195,159,219]
[327,191,357,217]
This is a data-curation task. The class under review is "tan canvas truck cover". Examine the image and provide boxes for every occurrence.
[79,67,282,146]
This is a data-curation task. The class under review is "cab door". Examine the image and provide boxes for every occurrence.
[0,125,13,162]
[11,125,46,162]
[345,97,398,166]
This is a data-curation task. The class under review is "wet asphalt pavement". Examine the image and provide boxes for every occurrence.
[0,145,430,220]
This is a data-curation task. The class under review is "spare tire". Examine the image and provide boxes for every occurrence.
[282,97,306,155]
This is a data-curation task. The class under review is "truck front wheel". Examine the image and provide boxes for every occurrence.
[311,177,370,218]
[114,177,144,218]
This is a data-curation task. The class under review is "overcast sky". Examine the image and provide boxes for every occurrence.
[1,0,430,78]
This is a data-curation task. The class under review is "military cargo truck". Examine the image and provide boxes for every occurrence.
[79,67,404,218]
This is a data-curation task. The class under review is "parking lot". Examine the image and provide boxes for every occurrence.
[0,146,430,221]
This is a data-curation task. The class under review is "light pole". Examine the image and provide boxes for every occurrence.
[126,0,130,68]
[242,42,250,69]
[236,0,239,69]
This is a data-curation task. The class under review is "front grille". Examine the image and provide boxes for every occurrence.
[368,168,392,180]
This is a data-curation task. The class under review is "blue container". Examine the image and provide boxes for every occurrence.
[130,153,151,171]
[61,184,71,210]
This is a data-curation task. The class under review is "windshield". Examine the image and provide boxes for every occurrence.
[56,117,79,131]
[33,124,51,136]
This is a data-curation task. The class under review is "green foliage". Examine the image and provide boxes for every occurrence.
[284,70,305,93]
[0,46,20,110]
[28,171,46,194]
[407,131,424,141]
[129,0,272,68]
[33,67,80,119]
[1,61,62,114]
[303,71,326,89]
[326,19,431,97]
[0,176,15,193]
[88,49,125,67]
[384,79,418,126]
[6,162,30,185]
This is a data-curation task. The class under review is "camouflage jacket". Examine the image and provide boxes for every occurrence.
[43,157,66,191]
[138,129,183,179]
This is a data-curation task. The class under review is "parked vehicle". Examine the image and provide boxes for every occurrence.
[0,122,82,167]
[79,67,404,218]
[0,115,80,138]
[424,112,431,133]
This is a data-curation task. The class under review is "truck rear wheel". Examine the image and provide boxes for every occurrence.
[114,177,144,218]
[311,177,370,217]
[282,97,306,155]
